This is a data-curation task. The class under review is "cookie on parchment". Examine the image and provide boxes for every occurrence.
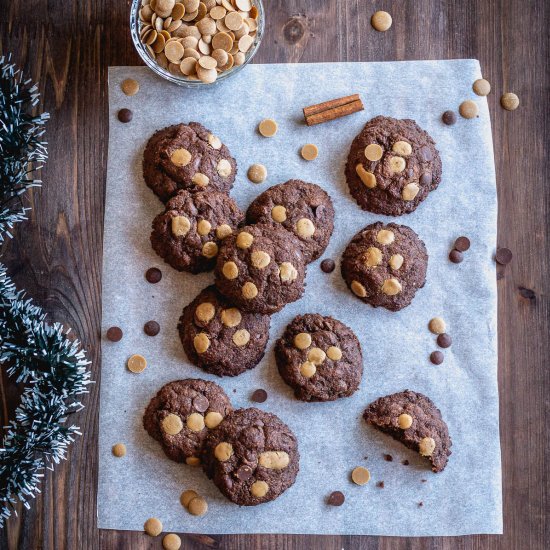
[345,116,442,216]
[150,189,243,274]
[214,223,307,314]
[143,122,237,202]
[341,222,428,311]
[246,179,335,263]
[363,390,452,472]
[201,408,300,505]
[143,379,233,465]
[275,314,363,402]
[179,286,271,377]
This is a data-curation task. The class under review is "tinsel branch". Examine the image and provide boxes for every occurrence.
[0,55,49,241]
[0,265,92,526]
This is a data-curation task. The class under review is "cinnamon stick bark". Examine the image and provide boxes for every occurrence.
[303,94,364,126]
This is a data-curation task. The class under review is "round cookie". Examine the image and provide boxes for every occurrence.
[214,223,307,314]
[179,286,271,377]
[201,408,299,505]
[151,190,244,274]
[246,180,335,263]
[341,222,428,311]
[143,122,237,202]
[345,116,442,216]
[143,379,232,465]
[275,314,363,402]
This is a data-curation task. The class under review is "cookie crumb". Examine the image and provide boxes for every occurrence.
[402,459,409,466]
[383,454,393,462]
[327,491,345,506]
[144,517,163,537]
[376,481,385,488]
[112,443,126,457]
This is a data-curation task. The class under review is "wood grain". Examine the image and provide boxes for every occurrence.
[0,1,548,548]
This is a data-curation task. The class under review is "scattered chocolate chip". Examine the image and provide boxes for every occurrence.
[418,501,424,507]
[144,320,160,336]
[495,247,513,265]
[442,110,457,125]
[117,108,133,123]
[449,249,464,263]
[383,454,393,462]
[454,236,471,252]
[250,388,268,403]
[376,481,385,488]
[106,326,123,342]
[402,459,409,466]
[320,258,336,273]
[193,394,209,413]
[421,479,427,483]
[430,350,444,365]
[327,491,345,506]
[145,267,162,283]
[420,145,433,161]
[518,286,536,301]
[437,333,452,348]
[235,465,253,481]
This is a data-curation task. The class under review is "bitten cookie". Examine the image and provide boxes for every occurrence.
[201,408,299,505]
[151,190,244,273]
[341,222,428,311]
[246,180,335,263]
[345,116,442,216]
[275,314,363,402]
[143,379,232,465]
[179,286,271,377]
[363,390,452,472]
[214,223,307,314]
[143,122,237,202]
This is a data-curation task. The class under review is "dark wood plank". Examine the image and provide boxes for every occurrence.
[0,1,548,549]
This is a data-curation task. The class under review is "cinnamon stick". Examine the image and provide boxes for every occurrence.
[303,94,364,126]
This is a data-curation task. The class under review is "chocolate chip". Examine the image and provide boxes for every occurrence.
[430,350,444,365]
[193,394,209,412]
[117,108,133,123]
[495,247,513,265]
[236,465,253,481]
[418,501,424,507]
[420,145,433,161]
[402,459,409,466]
[383,454,393,462]
[251,389,268,403]
[145,267,162,283]
[442,110,457,125]
[106,326,123,342]
[327,491,345,506]
[313,204,325,218]
[144,320,160,336]
[320,259,335,273]
[454,236,471,252]
[449,249,464,263]
[437,333,452,348]
[376,481,385,488]
[419,172,432,185]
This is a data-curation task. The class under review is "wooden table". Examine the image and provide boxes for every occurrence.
[1,1,548,548]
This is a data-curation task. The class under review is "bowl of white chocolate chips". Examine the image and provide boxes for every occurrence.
[131,0,264,86]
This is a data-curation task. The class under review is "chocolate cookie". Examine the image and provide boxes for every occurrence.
[246,180,335,263]
[275,314,363,402]
[201,408,299,505]
[179,286,271,377]
[143,379,232,465]
[151,190,244,273]
[341,222,428,311]
[214,223,307,314]
[363,390,452,472]
[345,116,442,216]
[143,122,237,202]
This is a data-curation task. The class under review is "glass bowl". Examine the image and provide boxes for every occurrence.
[130,0,264,88]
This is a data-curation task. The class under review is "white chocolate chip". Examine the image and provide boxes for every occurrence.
[222,261,239,280]
[192,172,210,187]
[171,215,191,236]
[208,134,222,149]
[216,224,233,239]
[251,480,269,497]
[197,219,212,236]
[161,413,183,435]
[251,250,271,269]
[294,332,312,350]
[220,307,242,327]
[193,333,210,353]
[382,278,402,295]
[170,148,192,166]
[326,346,342,361]
[204,411,223,429]
[389,254,404,270]
[356,164,377,188]
[242,281,258,299]
[201,241,218,258]
[419,436,436,457]
[376,229,395,245]
[392,141,412,156]
[389,156,406,173]
[295,218,315,239]
[214,442,233,462]
[300,361,316,378]
[279,262,297,282]
[351,280,367,297]
[258,451,290,470]
[236,231,253,248]
[217,158,232,177]
[364,143,383,161]
[195,302,215,323]
[398,413,413,429]
[307,347,326,365]
[186,412,205,432]
[402,182,419,201]
[271,205,287,223]
[232,328,250,346]
[364,246,382,267]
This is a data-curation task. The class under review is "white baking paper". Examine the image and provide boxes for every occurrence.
[98,61,502,536]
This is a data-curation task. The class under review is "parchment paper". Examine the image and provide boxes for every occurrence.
[98,61,502,536]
